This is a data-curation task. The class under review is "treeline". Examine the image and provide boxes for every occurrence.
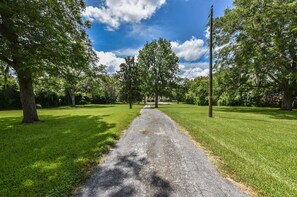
[177,74,297,108]
[0,70,122,110]
[1,59,296,111]
[0,37,180,113]
[0,38,179,113]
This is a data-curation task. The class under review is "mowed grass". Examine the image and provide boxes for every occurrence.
[159,104,297,197]
[0,104,142,196]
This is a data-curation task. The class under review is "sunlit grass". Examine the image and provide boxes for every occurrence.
[159,103,297,197]
[0,104,142,196]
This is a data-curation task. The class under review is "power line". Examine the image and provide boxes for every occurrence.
[209,5,213,118]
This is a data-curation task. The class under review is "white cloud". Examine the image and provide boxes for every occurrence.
[96,51,125,74]
[171,37,208,61]
[178,62,209,79]
[205,27,210,39]
[128,24,163,40]
[95,49,210,78]
[112,48,140,57]
[83,0,166,30]
[96,47,140,74]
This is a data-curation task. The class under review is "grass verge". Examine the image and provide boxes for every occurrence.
[159,103,297,197]
[0,104,142,196]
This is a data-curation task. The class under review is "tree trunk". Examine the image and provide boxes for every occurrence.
[4,72,8,90]
[155,91,159,108]
[17,69,39,123]
[144,96,147,105]
[129,102,132,109]
[281,87,293,111]
[70,90,76,106]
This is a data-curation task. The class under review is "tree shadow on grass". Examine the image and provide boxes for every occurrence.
[0,114,119,196]
[74,151,174,197]
[0,117,20,130]
[158,104,197,109]
[216,107,297,120]
[57,105,116,110]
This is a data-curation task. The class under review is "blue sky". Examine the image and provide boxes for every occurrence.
[83,0,233,78]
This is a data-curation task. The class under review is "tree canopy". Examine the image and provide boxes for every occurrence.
[0,0,95,122]
[138,38,179,108]
[214,0,297,110]
[118,56,142,109]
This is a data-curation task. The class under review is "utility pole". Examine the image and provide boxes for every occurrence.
[208,5,213,118]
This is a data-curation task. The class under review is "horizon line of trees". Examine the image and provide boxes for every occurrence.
[0,37,181,111]
[2,69,295,110]
[177,75,297,109]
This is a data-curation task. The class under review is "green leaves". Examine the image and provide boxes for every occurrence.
[0,0,98,120]
[138,38,179,96]
[0,0,94,71]
[214,0,297,109]
[117,57,142,106]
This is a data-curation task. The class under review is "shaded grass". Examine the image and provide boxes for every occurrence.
[159,104,297,197]
[0,104,142,196]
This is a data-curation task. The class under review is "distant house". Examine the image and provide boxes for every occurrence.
[146,96,172,103]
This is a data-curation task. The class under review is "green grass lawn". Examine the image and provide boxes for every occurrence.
[0,104,142,197]
[159,103,297,197]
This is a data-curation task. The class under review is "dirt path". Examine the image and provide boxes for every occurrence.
[73,106,248,197]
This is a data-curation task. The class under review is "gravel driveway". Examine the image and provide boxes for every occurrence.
[73,106,248,197]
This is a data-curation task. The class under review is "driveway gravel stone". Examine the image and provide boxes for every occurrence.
[73,105,248,197]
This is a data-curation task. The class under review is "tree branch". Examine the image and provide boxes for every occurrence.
[267,73,281,85]
[0,53,13,65]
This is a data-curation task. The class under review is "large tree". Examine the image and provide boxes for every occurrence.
[138,38,179,108]
[118,56,141,109]
[214,0,297,110]
[0,0,93,122]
